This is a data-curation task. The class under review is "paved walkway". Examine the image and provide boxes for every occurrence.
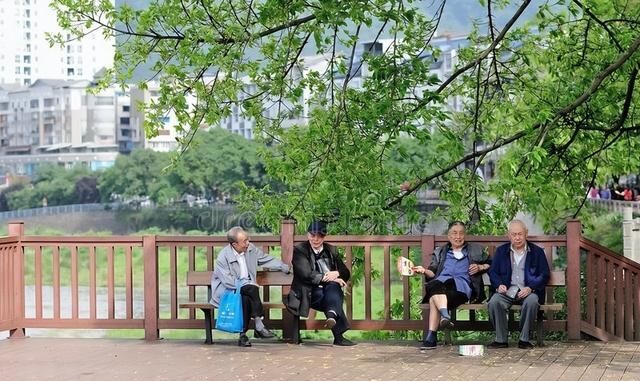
[1,338,639,380]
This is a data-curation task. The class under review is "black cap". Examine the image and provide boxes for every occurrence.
[307,220,327,235]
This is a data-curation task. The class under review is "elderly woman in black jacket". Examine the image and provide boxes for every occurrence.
[413,221,490,350]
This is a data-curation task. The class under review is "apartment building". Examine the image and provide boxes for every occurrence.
[0,79,127,180]
[0,0,115,86]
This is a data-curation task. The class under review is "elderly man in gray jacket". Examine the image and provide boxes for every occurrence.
[210,226,290,347]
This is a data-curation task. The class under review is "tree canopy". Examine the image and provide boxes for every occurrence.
[50,0,640,233]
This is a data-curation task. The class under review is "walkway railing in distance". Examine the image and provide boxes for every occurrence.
[0,203,114,221]
[588,198,640,213]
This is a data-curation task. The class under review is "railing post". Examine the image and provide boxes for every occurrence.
[143,235,159,341]
[8,221,25,339]
[280,219,296,265]
[420,234,435,339]
[279,219,297,343]
[566,219,581,340]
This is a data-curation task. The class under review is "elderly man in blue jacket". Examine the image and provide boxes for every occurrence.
[210,226,290,347]
[487,219,550,349]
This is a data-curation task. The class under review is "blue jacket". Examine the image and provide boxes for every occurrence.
[488,242,550,303]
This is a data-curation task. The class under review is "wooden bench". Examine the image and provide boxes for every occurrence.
[420,271,565,346]
[179,270,294,344]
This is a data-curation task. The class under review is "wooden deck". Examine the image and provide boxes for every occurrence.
[1,338,639,380]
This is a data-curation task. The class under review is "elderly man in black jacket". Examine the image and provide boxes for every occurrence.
[287,220,356,346]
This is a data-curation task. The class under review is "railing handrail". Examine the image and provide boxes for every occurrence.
[580,236,640,269]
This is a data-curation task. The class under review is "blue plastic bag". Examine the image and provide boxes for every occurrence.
[215,282,244,333]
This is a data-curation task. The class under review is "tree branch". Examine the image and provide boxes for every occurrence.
[388,32,640,209]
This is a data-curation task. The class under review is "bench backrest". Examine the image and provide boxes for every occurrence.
[185,270,293,287]
[481,270,564,287]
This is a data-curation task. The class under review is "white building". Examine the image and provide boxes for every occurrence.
[0,0,115,86]
[129,83,183,152]
[0,79,127,181]
[218,35,469,140]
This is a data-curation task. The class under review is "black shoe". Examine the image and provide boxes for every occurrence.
[238,334,252,347]
[324,317,337,329]
[254,328,275,339]
[439,317,454,330]
[420,339,437,350]
[333,337,357,346]
[518,340,534,349]
[487,341,508,349]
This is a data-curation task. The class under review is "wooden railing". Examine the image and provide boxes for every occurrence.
[0,235,21,335]
[580,237,640,341]
[0,219,637,342]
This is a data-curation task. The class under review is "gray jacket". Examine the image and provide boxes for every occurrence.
[209,243,289,306]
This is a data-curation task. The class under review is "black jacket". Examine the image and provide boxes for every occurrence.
[286,241,350,317]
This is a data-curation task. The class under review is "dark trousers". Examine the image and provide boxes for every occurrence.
[310,282,349,338]
[422,278,469,310]
[240,284,263,333]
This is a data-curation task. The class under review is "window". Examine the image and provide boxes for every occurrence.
[66,56,73,64]
[44,98,54,107]
[94,96,113,105]
[77,68,82,76]
[24,78,30,86]
[24,32,30,40]
[23,67,30,75]
[25,44,30,52]
[15,55,20,63]
[119,117,130,125]
[23,55,30,63]
[122,105,130,112]
[67,68,74,76]
[15,67,20,74]
[30,99,38,108]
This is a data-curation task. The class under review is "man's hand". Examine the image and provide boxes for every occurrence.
[468,263,487,275]
[322,271,340,282]
[497,285,507,294]
[517,287,532,299]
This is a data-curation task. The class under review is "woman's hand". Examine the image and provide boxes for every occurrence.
[412,266,434,278]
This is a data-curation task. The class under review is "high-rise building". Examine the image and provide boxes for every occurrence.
[0,0,115,86]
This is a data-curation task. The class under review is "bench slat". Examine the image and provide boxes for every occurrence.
[179,302,213,309]
[419,303,563,311]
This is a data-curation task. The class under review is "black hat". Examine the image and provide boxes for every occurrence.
[307,220,327,235]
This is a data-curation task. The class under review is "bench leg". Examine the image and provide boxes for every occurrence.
[536,311,544,347]
[282,310,301,344]
[201,308,214,345]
